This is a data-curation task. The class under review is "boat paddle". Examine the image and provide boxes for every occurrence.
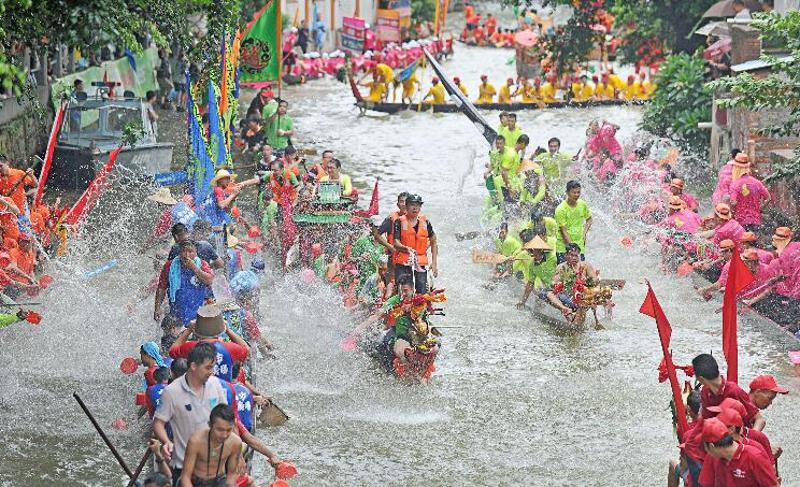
[72,392,135,479]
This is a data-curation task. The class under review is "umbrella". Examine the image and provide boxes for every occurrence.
[704,37,733,60]
[702,0,761,18]
[695,21,731,37]
[514,30,537,48]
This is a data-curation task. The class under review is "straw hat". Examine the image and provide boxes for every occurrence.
[147,188,178,205]
[211,169,237,186]
[773,226,793,240]
[668,196,684,210]
[670,178,684,190]
[719,239,736,250]
[742,248,760,262]
[733,152,750,166]
[524,235,552,251]
[740,231,758,242]
[713,203,732,220]
[226,234,240,248]
[194,304,226,338]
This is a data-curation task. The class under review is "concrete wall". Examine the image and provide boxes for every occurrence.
[0,85,51,168]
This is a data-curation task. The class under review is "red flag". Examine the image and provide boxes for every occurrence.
[64,146,123,226]
[639,282,690,441]
[354,179,379,217]
[35,102,67,206]
[280,189,297,270]
[722,247,754,383]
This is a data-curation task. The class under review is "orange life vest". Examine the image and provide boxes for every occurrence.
[269,171,297,205]
[386,210,403,246]
[395,215,429,267]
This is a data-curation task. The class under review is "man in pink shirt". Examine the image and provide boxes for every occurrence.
[746,227,800,329]
[661,196,702,233]
[669,178,699,212]
[698,203,746,245]
[711,149,741,205]
[729,161,770,233]
[740,232,774,265]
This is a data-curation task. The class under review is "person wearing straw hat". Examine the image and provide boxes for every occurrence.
[146,188,178,248]
[660,196,702,234]
[516,235,557,309]
[697,202,745,246]
[206,169,260,229]
[696,239,737,299]
[745,227,800,328]
[740,231,774,265]
[728,154,771,233]
[668,178,698,213]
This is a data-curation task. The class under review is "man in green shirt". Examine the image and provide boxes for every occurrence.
[519,207,559,241]
[554,180,592,262]
[494,222,522,279]
[535,137,575,183]
[497,112,523,147]
[486,136,520,204]
[516,235,558,309]
[260,95,279,120]
[265,100,294,150]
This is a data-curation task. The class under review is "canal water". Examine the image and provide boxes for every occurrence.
[0,45,797,486]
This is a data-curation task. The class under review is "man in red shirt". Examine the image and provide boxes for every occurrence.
[698,418,779,487]
[692,353,764,430]
[710,402,778,463]
[748,375,789,412]
[169,304,250,383]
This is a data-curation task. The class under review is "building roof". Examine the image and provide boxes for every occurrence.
[731,55,794,73]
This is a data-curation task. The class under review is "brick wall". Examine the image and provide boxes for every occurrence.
[730,25,762,65]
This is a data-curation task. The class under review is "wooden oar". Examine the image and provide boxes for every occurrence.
[73,392,135,479]
[597,278,626,290]
[125,448,153,487]
[472,249,510,264]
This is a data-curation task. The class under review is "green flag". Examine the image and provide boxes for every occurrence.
[240,0,281,84]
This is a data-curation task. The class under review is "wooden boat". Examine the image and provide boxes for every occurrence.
[355,98,644,115]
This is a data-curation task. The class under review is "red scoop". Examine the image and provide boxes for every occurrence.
[120,357,138,375]
[275,462,298,480]
[247,225,262,238]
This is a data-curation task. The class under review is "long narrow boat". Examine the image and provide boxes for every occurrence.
[354,98,645,114]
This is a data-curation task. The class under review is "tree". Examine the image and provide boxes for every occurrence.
[709,11,800,183]
[609,0,717,66]
[640,52,712,152]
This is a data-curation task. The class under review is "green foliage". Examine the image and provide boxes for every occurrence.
[529,0,605,77]
[412,0,436,22]
[708,11,800,182]
[122,118,145,148]
[609,0,716,63]
[641,52,712,152]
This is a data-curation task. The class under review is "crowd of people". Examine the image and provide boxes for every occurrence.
[359,66,656,106]
[477,109,793,486]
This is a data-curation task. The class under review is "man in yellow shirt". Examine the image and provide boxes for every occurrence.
[636,71,652,100]
[570,75,593,102]
[516,77,535,103]
[623,74,637,101]
[498,78,515,104]
[607,68,625,92]
[401,69,419,104]
[454,77,469,97]
[594,73,615,100]
[422,77,447,105]
[477,74,496,104]
[362,74,387,102]
[539,75,558,103]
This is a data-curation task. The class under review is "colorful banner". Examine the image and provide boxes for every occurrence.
[240,0,282,84]
[376,9,401,43]
[434,0,450,37]
[50,48,159,109]
[341,16,366,54]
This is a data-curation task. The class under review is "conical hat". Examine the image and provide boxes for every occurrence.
[147,188,177,205]
[524,235,552,251]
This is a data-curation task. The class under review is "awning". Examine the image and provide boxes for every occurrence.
[695,21,730,37]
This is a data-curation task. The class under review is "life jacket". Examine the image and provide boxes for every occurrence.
[386,210,403,245]
[212,341,235,382]
[169,259,208,326]
[269,171,297,205]
[234,382,255,433]
[395,215,430,267]
[145,383,167,417]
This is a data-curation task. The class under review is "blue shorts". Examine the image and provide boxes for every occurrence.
[557,292,577,310]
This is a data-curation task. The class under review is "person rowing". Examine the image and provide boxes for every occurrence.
[392,194,438,294]
[179,404,242,487]
[422,77,447,105]
[546,243,598,320]
[516,235,557,309]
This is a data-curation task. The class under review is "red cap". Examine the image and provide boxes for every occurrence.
[706,397,748,419]
[480,74,488,80]
[627,74,635,81]
[716,408,744,428]
[701,418,731,443]
[432,76,439,83]
[453,76,460,83]
[749,374,789,394]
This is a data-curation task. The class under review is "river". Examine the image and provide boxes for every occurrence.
[0,45,798,486]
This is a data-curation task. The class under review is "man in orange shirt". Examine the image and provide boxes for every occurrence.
[0,196,21,245]
[0,155,38,212]
[9,233,36,284]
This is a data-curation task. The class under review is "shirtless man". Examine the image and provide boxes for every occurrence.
[546,242,598,319]
[180,404,242,487]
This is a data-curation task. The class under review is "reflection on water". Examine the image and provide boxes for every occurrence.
[1,45,798,486]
